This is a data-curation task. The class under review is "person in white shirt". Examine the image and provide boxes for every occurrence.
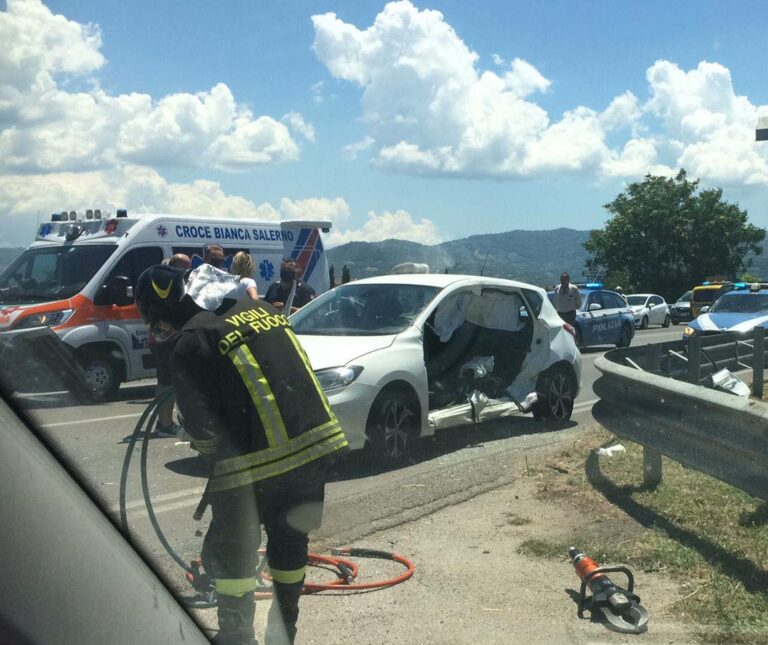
[552,271,581,325]
[227,251,258,301]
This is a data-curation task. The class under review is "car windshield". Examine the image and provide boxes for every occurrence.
[0,245,116,304]
[626,295,647,306]
[291,283,440,335]
[710,293,768,314]
[693,289,718,303]
[677,291,692,303]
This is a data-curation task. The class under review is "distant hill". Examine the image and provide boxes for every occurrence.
[328,228,768,289]
[328,229,592,288]
[3,228,768,290]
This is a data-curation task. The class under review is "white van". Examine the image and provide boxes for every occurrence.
[0,211,331,399]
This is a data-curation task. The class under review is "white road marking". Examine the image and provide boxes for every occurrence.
[41,412,144,428]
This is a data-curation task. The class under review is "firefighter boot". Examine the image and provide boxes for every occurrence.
[214,591,256,645]
[265,581,303,645]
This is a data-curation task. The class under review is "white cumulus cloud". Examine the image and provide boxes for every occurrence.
[279,196,351,227]
[0,167,435,248]
[0,0,305,173]
[313,1,768,185]
[325,209,443,246]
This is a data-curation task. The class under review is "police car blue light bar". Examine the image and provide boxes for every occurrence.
[585,282,603,289]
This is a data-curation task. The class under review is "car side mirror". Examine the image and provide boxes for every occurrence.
[588,303,602,311]
[700,305,710,314]
[648,303,655,309]
[99,275,134,307]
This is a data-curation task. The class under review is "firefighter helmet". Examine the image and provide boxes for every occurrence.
[135,265,187,327]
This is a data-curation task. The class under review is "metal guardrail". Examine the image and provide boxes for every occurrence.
[607,328,765,397]
[593,328,768,501]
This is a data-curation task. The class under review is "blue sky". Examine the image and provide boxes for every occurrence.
[1,0,767,247]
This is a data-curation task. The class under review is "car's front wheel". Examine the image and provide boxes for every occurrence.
[640,315,649,330]
[365,387,419,465]
[532,367,575,423]
[662,314,671,328]
[616,323,632,348]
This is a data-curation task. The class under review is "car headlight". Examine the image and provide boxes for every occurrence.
[315,366,363,392]
[683,326,697,336]
[14,309,74,330]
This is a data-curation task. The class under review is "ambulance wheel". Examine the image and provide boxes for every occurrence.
[532,366,575,423]
[78,348,121,402]
[366,386,419,465]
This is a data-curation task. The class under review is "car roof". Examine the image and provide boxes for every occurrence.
[344,273,543,291]
[719,289,768,296]
[627,293,654,298]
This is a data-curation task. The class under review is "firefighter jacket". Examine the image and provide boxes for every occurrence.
[171,298,347,493]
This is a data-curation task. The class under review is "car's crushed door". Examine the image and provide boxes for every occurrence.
[424,288,536,431]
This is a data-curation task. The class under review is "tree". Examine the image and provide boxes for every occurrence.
[584,170,765,301]
[328,264,335,287]
[341,265,351,284]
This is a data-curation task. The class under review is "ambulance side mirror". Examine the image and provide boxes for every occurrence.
[97,275,133,307]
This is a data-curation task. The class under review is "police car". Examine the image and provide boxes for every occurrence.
[549,283,635,349]
[683,283,768,338]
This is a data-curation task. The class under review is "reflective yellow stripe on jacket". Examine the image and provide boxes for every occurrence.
[211,342,348,493]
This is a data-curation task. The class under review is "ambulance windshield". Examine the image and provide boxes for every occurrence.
[0,244,117,304]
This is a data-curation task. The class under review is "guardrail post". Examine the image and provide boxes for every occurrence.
[753,327,765,399]
[647,343,662,373]
[687,336,701,384]
[643,446,662,489]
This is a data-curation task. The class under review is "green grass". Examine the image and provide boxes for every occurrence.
[518,431,768,643]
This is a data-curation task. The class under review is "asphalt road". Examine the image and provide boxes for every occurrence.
[14,324,683,595]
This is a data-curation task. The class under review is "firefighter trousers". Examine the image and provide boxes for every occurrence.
[202,460,327,645]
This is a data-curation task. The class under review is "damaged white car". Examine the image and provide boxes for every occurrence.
[290,274,582,463]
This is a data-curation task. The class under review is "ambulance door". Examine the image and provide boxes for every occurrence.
[93,246,164,381]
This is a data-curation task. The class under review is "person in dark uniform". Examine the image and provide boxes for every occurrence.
[135,265,347,645]
[149,253,191,437]
[264,258,315,313]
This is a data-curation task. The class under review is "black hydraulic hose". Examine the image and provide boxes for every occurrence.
[139,399,194,574]
[118,390,218,608]
[119,390,168,535]
[120,395,415,609]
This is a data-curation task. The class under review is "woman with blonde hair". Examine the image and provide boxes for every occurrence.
[227,251,258,300]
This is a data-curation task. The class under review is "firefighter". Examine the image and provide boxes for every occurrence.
[135,265,347,644]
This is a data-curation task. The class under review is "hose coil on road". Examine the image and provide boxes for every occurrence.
[118,392,414,607]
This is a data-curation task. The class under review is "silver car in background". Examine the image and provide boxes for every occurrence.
[626,293,671,329]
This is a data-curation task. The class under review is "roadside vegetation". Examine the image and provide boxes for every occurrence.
[518,429,768,643]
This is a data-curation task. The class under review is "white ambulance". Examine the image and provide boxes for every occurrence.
[0,211,332,399]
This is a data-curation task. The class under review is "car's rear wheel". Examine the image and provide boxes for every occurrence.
[77,348,121,402]
[640,316,649,330]
[366,387,419,465]
[662,314,671,328]
[616,323,632,348]
[532,367,575,423]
